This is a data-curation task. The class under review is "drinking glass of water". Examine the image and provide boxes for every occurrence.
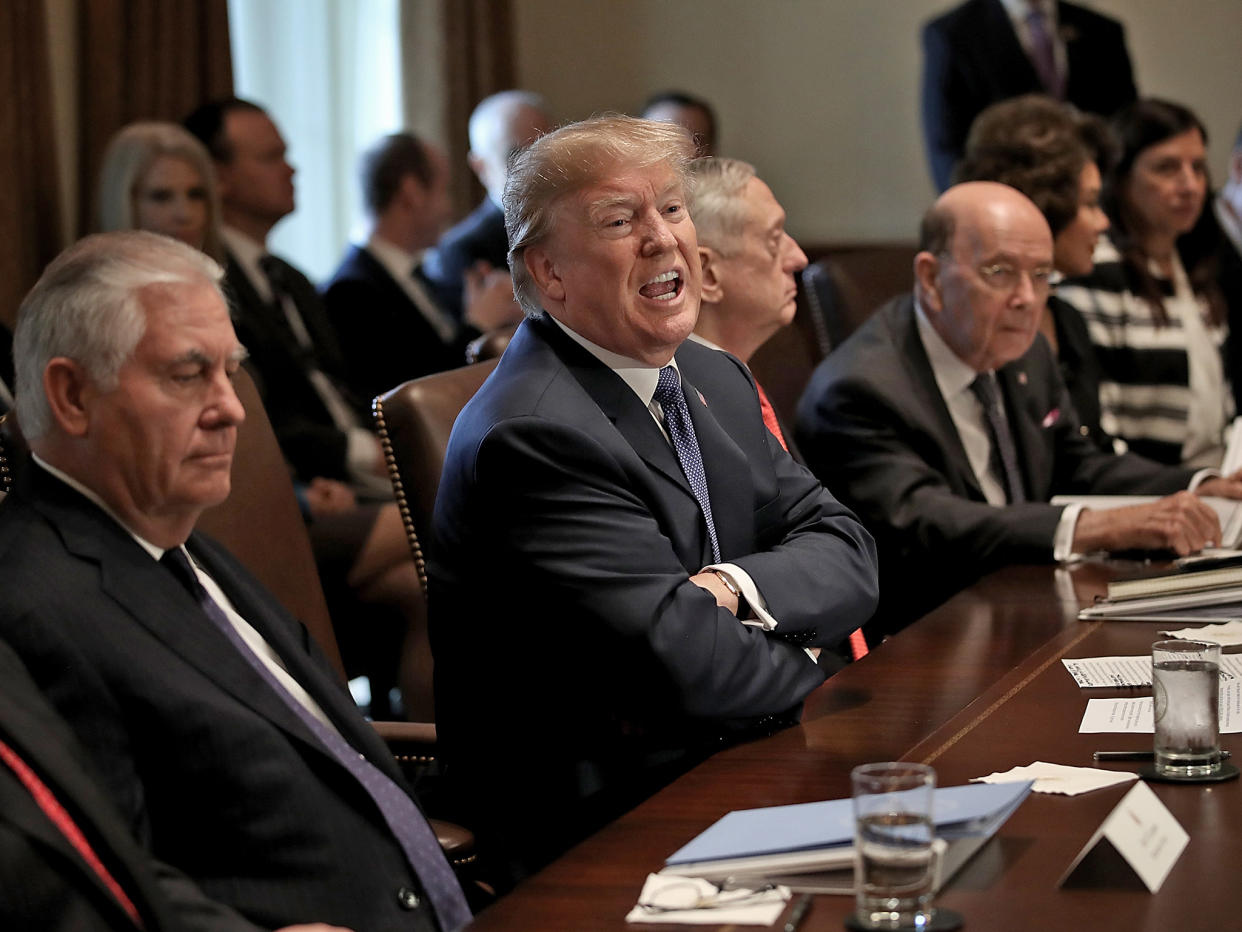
[851,762,937,930]
[1153,640,1221,778]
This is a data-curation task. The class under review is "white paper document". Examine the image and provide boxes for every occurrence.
[972,762,1138,796]
[1161,620,1242,647]
[1079,681,1242,733]
[1062,654,1242,688]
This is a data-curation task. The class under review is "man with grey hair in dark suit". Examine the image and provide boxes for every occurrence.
[0,230,470,931]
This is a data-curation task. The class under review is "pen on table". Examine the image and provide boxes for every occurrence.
[784,893,813,932]
[1093,749,1232,761]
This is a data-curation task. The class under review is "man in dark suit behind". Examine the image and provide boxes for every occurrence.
[0,231,470,931]
[322,133,518,403]
[185,98,387,493]
[422,90,555,320]
[430,115,880,886]
[921,0,1137,191]
[796,182,1242,633]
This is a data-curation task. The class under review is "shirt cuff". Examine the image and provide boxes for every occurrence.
[1188,468,1218,492]
[1053,502,1086,562]
[703,562,777,631]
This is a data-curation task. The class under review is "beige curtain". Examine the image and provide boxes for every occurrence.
[403,0,515,218]
[0,0,64,328]
[76,0,233,237]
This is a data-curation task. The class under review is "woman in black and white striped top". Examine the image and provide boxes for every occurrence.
[1058,99,1231,468]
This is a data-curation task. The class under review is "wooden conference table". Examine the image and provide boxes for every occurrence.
[468,560,1239,930]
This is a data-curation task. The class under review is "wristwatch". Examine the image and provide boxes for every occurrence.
[711,569,749,618]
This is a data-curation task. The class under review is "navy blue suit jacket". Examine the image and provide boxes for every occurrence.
[430,314,879,877]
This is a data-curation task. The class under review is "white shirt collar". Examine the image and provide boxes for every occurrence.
[365,233,425,281]
[221,225,272,302]
[546,314,676,407]
[999,0,1056,26]
[32,454,169,559]
[914,297,983,401]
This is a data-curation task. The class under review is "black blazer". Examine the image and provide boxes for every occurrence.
[921,0,1136,191]
[223,253,362,482]
[0,467,440,932]
[322,244,471,402]
[0,639,228,932]
[796,295,1194,628]
[430,314,879,878]
[422,200,509,320]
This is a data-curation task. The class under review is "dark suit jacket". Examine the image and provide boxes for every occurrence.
[223,252,363,482]
[795,296,1194,629]
[422,200,509,320]
[430,313,879,879]
[921,0,1137,191]
[1049,292,1109,450]
[0,639,229,932]
[322,244,471,402]
[0,466,439,932]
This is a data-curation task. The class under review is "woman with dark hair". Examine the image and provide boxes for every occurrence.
[956,94,1114,448]
[1058,98,1230,467]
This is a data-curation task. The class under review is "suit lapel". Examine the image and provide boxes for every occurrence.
[894,302,987,500]
[998,363,1050,500]
[26,471,352,770]
[982,0,1043,92]
[532,315,692,497]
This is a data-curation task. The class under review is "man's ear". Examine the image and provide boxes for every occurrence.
[698,246,724,305]
[42,358,94,438]
[524,244,565,303]
[399,173,427,212]
[913,251,943,313]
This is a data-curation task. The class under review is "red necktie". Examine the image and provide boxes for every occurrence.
[0,738,143,927]
[755,382,868,661]
[755,382,789,452]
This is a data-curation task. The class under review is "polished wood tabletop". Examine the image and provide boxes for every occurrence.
[468,560,1236,930]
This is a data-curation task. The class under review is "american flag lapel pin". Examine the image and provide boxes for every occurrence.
[1017,371,1028,385]
[1042,407,1060,428]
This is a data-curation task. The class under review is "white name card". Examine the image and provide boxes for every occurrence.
[1057,781,1188,893]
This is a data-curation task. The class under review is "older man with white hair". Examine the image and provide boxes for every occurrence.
[0,231,470,932]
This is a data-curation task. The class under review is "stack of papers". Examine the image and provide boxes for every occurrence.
[1062,654,1242,688]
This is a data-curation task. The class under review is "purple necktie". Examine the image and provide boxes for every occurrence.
[970,374,1027,505]
[654,366,721,562]
[1025,4,1065,99]
[160,547,471,931]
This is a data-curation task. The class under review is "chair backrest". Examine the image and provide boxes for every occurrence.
[373,358,500,590]
[195,368,349,679]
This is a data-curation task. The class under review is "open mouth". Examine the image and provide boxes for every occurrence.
[639,270,683,302]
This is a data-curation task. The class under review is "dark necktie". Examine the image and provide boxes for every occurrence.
[0,738,143,927]
[159,547,471,931]
[654,366,721,562]
[970,373,1027,504]
[1025,4,1064,99]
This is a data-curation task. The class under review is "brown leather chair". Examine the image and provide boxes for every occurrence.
[465,324,518,364]
[372,358,500,592]
[0,374,476,871]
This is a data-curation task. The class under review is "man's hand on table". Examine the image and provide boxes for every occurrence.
[1072,490,1221,556]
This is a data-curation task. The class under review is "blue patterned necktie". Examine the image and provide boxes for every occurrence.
[970,373,1027,505]
[160,547,471,932]
[654,366,721,562]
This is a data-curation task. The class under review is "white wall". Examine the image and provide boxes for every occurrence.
[512,0,1242,246]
